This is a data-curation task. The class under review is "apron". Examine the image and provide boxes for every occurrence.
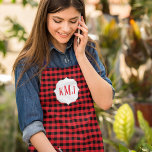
[28,64,104,152]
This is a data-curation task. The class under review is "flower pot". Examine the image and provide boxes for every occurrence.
[133,102,152,127]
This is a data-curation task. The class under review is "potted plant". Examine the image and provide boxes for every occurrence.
[121,15,152,126]
[113,103,152,152]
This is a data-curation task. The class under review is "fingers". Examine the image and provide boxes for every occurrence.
[78,16,88,30]
[74,32,88,45]
[74,16,88,45]
[77,26,88,35]
[77,16,88,36]
[74,32,84,39]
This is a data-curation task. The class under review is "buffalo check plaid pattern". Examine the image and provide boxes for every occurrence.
[28,64,104,152]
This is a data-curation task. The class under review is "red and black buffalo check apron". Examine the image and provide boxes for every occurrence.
[28,64,104,152]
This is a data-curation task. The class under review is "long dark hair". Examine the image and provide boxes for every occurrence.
[13,0,102,88]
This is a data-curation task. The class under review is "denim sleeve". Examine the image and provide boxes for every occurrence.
[87,43,115,99]
[23,121,45,144]
[15,63,45,144]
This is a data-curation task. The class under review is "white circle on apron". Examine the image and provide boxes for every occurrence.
[54,77,79,105]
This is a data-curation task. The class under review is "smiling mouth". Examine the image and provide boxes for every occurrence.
[57,32,69,38]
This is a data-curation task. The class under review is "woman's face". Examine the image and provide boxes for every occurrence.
[47,6,81,45]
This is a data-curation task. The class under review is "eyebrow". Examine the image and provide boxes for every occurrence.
[53,16,79,20]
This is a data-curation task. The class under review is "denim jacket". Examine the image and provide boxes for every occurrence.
[15,36,115,144]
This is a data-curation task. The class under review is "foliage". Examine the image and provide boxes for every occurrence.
[136,143,152,152]
[124,19,149,69]
[0,32,7,91]
[113,104,135,146]
[0,16,27,92]
[94,15,126,147]
[98,18,121,58]
[0,40,6,74]
[97,16,122,93]
[0,32,7,73]
[119,144,136,152]
[119,144,129,152]
[137,111,152,145]
[0,91,27,151]
[0,0,35,62]
[0,92,16,152]
[129,0,152,19]
[0,40,7,57]
[100,0,110,14]
[5,17,28,42]
[104,104,152,152]
[121,68,152,101]
[15,123,28,152]
[122,17,152,101]
[94,102,119,152]
[21,0,38,7]
[0,1,28,76]
[0,0,38,7]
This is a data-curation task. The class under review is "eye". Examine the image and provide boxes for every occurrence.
[53,19,61,23]
[70,20,77,24]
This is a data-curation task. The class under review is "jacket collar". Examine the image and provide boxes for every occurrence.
[49,35,74,54]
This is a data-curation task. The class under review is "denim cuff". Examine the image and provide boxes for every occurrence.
[23,121,46,145]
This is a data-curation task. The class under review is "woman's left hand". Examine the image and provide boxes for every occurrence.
[74,16,88,59]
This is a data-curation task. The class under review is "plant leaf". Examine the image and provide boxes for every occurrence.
[22,0,38,7]
[137,110,152,145]
[103,138,119,150]
[11,0,16,3]
[0,40,7,56]
[113,104,134,146]
[5,16,27,42]
[119,144,129,152]
[137,143,152,152]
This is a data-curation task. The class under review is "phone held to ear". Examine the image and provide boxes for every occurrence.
[77,15,81,46]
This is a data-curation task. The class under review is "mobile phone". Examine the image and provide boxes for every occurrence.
[58,147,63,152]
[77,15,81,46]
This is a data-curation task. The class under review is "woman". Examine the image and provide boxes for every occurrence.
[13,0,114,151]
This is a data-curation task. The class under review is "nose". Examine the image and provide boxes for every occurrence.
[61,22,71,33]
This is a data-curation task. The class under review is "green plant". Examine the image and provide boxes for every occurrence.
[97,16,122,94]
[0,92,16,152]
[0,16,28,92]
[136,143,152,152]
[100,0,110,14]
[0,39,6,75]
[113,104,135,146]
[124,19,149,69]
[0,31,7,73]
[125,68,152,101]
[98,18,121,59]
[0,91,28,152]
[5,17,28,42]
[119,144,136,152]
[0,1,29,77]
[137,111,152,145]
[122,17,152,101]
[130,0,152,19]
[0,39,7,56]
[0,36,7,91]
[105,104,152,152]
[0,0,38,7]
